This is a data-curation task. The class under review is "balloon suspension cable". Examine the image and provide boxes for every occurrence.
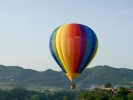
[70,81,76,89]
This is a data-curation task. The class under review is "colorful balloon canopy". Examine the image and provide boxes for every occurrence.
[49,23,98,81]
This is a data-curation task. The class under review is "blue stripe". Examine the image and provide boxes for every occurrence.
[80,27,97,72]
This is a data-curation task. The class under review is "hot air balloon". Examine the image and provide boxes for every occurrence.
[49,23,98,89]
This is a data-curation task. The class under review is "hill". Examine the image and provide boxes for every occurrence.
[0,65,133,90]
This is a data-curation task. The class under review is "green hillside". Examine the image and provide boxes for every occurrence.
[0,65,133,90]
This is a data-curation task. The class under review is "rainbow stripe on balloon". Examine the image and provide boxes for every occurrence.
[49,23,98,81]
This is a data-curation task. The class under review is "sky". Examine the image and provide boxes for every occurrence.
[0,0,133,71]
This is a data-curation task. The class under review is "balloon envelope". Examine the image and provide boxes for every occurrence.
[49,23,98,81]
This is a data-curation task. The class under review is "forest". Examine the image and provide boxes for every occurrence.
[0,87,133,100]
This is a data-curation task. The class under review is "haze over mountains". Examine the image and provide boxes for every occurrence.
[0,65,133,90]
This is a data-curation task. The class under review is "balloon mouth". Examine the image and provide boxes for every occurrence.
[66,73,80,81]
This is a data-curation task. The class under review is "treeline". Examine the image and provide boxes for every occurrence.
[0,87,76,100]
[0,87,133,100]
[77,87,133,100]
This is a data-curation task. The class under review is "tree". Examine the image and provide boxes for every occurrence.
[104,83,112,88]
[77,90,109,100]
[110,93,127,100]
[118,87,129,96]
[128,93,133,100]
[63,95,69,100]
[31,95,40,100]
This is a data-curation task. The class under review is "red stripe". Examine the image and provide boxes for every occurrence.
[67,24,82,73]
[73,24,81,72]
[67,24,74,72]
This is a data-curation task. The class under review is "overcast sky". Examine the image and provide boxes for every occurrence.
[0,0,133,71]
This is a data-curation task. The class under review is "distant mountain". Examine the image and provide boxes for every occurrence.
[24,69,66,87]
[0,65,38,82]
[0,65,133,90]
[75,65,133,88]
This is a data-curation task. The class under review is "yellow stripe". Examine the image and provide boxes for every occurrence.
[56,26,69,73]
[61,24,71,73]
[52,29,65,71]
[66,73,80,81]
